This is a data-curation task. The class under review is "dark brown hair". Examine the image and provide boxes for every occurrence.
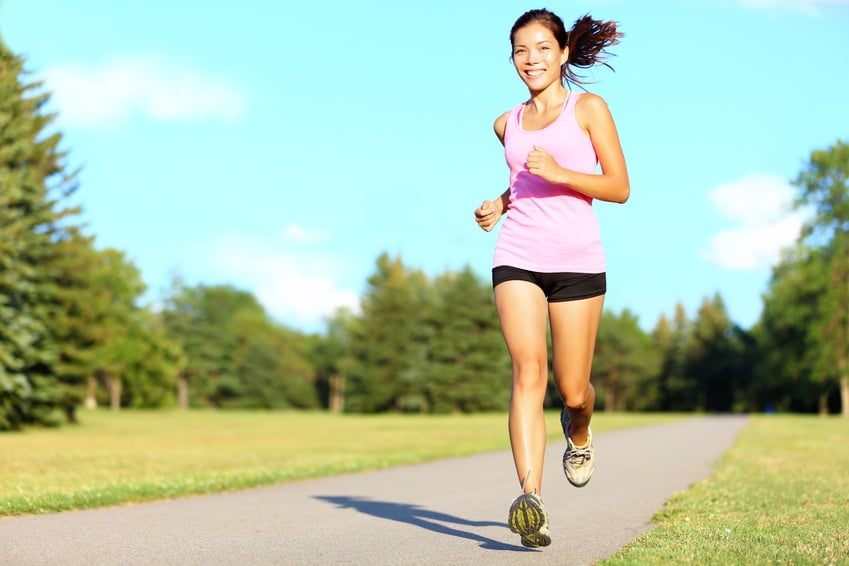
[510,8,622,86]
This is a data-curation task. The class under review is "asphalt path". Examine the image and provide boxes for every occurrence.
[1,416,747,566]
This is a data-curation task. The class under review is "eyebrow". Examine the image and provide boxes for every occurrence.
[513,40,554,48]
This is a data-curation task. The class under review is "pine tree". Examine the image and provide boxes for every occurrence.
[0,41,75,429]
[685,294,745,412]
[345,253,430,412]
[652,303,694,411]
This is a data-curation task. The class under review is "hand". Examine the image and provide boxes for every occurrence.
[526,145,562,183]
[474,200,501,232]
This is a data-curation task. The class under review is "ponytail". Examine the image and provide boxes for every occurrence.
[563,15,623,86]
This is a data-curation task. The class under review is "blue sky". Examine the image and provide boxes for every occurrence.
[2,0,848,333]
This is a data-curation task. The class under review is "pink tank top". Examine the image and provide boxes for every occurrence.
[493,92,605,273]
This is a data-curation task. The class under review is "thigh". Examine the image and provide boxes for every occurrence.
[548,294,605,394]
[494,280,549,368]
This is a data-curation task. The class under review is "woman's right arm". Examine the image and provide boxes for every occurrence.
[475,188,510,231]
[474,112,511,232]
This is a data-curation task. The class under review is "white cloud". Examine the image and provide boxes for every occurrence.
[740,0,849,15]
[702,173,805,270]
[199,228,360,331]
[43,55,246,129]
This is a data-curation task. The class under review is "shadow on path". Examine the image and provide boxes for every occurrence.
[314,495,531,552]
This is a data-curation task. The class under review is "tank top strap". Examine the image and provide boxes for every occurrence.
[504,102,525,143]
[562,90,581,119]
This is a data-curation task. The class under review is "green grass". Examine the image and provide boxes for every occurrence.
[601,415,849,566]
[0,409,683,517]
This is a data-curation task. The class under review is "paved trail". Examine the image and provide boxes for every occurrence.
[1,416,747,566]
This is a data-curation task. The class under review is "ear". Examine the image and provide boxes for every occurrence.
[561,46,569,66]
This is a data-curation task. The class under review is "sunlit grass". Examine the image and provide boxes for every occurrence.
[0,409,684,516]
[601,415,849,566]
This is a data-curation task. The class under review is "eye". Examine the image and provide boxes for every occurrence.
[541,46,550,51]
[513,48,526,55]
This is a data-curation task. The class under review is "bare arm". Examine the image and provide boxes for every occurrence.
[525,93,630,204]
[474,112,512,231]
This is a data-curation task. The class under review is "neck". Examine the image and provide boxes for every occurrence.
[527,84,568,112]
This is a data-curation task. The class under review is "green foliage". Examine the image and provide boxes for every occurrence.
[652,303,695,411]
[45,240,180,415]
[342,255,511,414]
[161,281,317,409]
[0,40,72,428]
[1,42,188,426]
[685,294,752,412]
[756,140,849,415]
[755,246,827,411]
[344,253,432,412]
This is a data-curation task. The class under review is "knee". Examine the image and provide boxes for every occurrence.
[512,358,548,391]
[564,385,593,412]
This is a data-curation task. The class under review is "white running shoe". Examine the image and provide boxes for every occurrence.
[561,408,595,488]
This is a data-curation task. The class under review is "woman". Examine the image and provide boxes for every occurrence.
[474,8,629,548]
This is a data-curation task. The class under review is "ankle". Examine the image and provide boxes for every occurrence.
[569,427,590,448]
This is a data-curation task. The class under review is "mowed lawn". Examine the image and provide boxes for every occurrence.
[0,409,683,517]
[603,415,849,566]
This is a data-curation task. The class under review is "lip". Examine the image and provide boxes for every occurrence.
[525,69,546,78]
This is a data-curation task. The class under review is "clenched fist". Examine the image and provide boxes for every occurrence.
[474,200,502,232]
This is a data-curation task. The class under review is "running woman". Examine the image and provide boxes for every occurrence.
[474,8,629,548]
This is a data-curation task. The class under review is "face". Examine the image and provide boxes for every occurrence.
[511,22,569,92]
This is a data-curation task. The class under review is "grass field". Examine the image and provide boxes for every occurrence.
[0,409,683,517]
[601,415,849,566]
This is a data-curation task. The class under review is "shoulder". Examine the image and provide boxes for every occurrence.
[574,92,613,130]
[493,110,511,145]
[575,92,609,114]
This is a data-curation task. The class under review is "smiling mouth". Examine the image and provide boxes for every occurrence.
[526,70,545,78]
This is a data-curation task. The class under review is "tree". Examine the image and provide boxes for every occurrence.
[161,282,315,408]
[344,254,430,412]
[103,309,183,409]
[793,140,849,416]
[0,41,77,429]
[652,303,696,411]
[756,245,827,412]
[307,308,355,412]
[227,307,318,409]
[685,294,749,412]
[47,241,178,417]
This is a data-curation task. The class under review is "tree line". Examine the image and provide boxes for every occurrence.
[2,42,848,430]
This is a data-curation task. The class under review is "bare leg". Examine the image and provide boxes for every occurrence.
[495,280,549,495]
[549,295,604,447]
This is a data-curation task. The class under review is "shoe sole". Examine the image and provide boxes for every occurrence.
[508,495,546,536]
[521,528,552,548]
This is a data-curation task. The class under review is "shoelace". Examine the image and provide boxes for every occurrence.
[566,446,592,466]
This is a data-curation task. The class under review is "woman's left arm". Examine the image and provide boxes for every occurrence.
[526,93,630,204]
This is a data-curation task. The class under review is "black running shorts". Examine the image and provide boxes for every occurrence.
[492,265,606,302]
